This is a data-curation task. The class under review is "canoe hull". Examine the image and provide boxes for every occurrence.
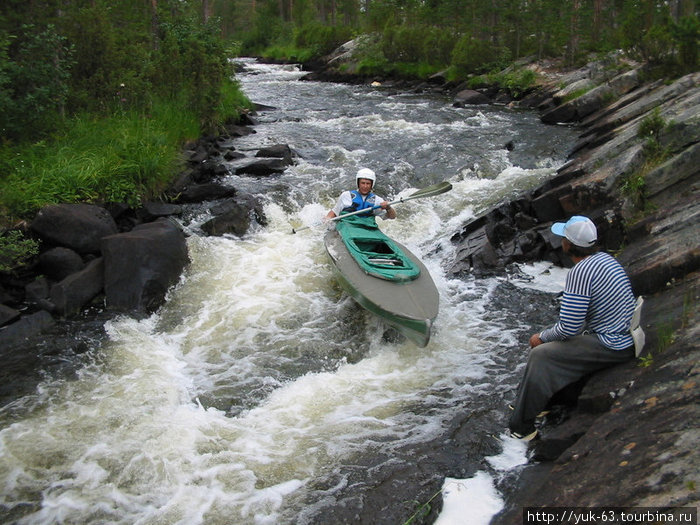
[324,228,439,347]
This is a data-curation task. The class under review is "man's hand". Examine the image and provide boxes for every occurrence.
[529,333,543,348]
[380,201,396,219]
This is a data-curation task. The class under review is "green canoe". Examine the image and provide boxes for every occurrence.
[324,215,439,347]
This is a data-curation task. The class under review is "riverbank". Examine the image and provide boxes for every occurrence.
[1,53,697,522]
[300,49,699,517]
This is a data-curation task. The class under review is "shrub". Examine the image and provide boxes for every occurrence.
[451,35,511,77]
[0,24,73,142]
[672,16,699,72]
[0,230,39,273]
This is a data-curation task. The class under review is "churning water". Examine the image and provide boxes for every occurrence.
[0,60,578,524]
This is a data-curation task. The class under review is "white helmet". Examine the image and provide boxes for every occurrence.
[356,168,376,185]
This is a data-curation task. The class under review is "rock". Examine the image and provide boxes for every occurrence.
[50,257,104,317]
[224,150,245,161]
[137,202,183,222]
[102,219,189,313]
[38,247,86,281]
[25,276,50,305]
[201,194,267,237]
[30,203,118,254]
[0,310,54,349]
[0,303,21,326]
[541,68,641,124]
[255,144,294,162]
[235,158,291,176]
[453,89,491,106]
[174,182,237,203]
[618,197,700,296]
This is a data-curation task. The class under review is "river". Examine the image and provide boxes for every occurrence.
[0,60,578,524]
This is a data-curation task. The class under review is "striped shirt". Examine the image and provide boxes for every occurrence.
[540,252,635,350]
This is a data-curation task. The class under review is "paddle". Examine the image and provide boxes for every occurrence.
[291,181,453,233]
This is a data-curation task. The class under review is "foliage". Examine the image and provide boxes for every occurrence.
[468,68,538,98]
[672,16,700,72]
[637,107,668,160]
[0,24,73,142]
[451,35,511,77]
[0,230,39,273]
[0,99,201,220]
[294,22,353,57]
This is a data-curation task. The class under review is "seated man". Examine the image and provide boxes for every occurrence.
[509,216,636,440]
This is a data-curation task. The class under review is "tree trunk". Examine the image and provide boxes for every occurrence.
[567,0,580,65]
[203,0,213,22]
[150,0,159,51]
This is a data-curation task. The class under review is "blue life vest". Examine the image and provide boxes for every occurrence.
[342,190,377,217]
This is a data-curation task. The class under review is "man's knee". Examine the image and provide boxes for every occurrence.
[529,344,554,365]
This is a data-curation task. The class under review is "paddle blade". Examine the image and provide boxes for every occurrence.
[403,181,452,201]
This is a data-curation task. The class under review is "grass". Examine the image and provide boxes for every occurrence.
[0,97,202,223]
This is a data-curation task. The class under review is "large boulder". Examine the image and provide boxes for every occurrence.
[255,144,294,163]
[201,194,268,237]
[173,182,237,203]
[30,203,118,254]
[453,89,491,106]
[235,158,292,176]
[102,219,189,313]
[38,247,86,281]
[50,257,105,316]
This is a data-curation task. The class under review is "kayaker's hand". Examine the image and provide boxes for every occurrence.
[380,201,397,219]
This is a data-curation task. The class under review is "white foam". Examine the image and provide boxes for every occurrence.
[436,434,529,524]
[510,261,568,294]
[435,473,504,525]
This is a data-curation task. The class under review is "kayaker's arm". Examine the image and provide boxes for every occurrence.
[380,201,396,219]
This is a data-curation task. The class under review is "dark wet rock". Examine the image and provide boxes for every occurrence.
[102,219,189,313]
[201,194,268,237]
[30,203,118,254]
[50,257,104,317]
[39,247,86,281]
[25,276,51,306]
[174,182,238,203]
[235,158,292,176]
[453,89,491,106]
[0,303,21,326]
[255,144,294,162]
[137,202,183,222]
[0,310,55,349]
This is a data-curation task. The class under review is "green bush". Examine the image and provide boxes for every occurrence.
[0,24,73,142]
[637,107,667,160]
[380,25,453,67]
[294,22,353,57]
[673,16,699,72]
[451,35,511,77]
[0,230,39,273]
[0,100,200,219]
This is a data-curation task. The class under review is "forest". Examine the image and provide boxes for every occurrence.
[0,0,697,269]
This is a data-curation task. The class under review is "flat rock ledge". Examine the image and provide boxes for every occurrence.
[445,67,699,516]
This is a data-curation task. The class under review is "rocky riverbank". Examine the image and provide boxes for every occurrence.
[0,117,279,406]
[301,48,699,517]
[1,50,697,520]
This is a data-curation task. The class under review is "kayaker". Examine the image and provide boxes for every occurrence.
[508,216,637,441]
[326,168,397,221]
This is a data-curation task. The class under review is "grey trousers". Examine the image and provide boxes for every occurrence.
[508,335,634,434]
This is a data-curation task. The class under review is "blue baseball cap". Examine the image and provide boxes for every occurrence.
[551,216,597,247]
